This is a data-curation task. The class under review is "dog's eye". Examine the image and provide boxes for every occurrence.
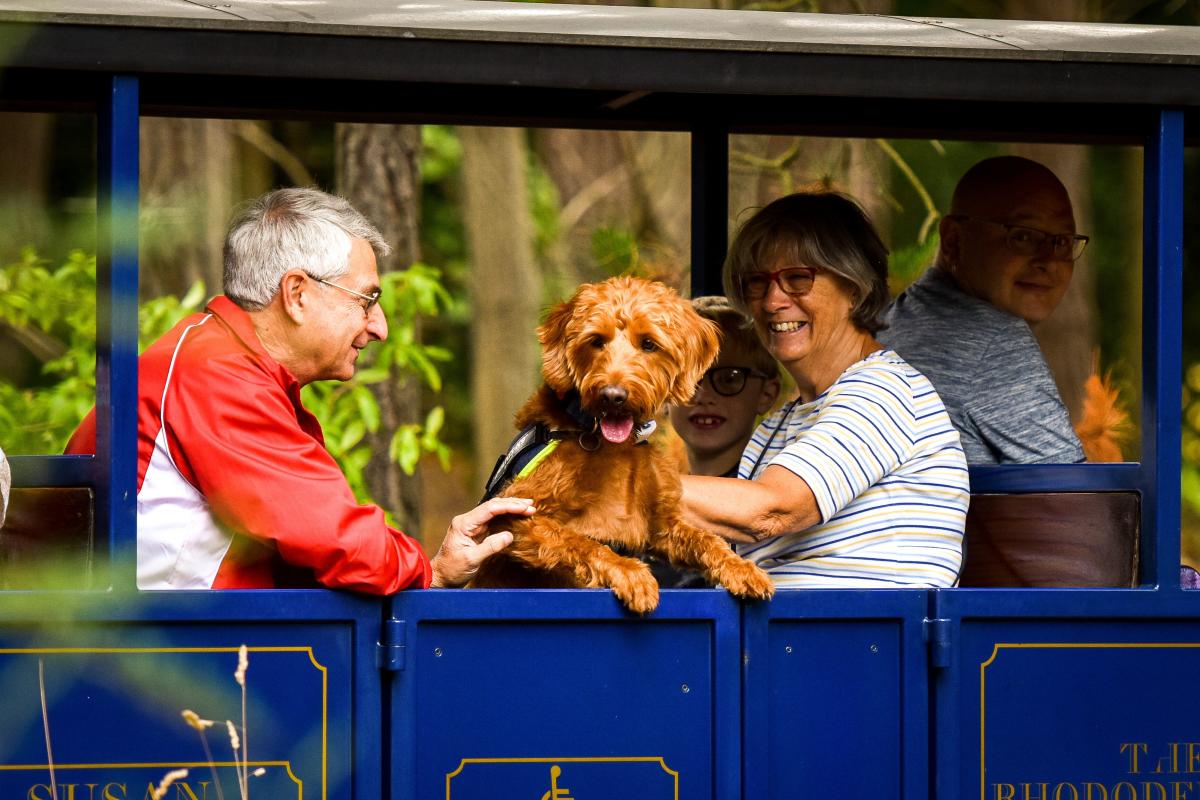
[589,335,606,349]
[640,337,658,353]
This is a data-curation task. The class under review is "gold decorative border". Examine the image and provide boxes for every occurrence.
[0,646,327,800]
[979,642,1200,800]
[445,756,679,800]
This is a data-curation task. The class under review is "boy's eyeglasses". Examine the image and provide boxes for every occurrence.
[952,215,1089,261]
[698,366,771,397]
[310,274,382,316]
[739,267,820,300]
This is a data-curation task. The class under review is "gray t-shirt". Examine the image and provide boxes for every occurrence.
[878,266,1085,465]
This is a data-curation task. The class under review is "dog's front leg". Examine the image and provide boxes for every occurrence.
[649,521,775,601]
[508,518,661,613]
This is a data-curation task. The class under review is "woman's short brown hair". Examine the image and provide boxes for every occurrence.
[723,192,890,334]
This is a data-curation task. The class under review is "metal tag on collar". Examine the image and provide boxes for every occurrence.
[633,419,657,444]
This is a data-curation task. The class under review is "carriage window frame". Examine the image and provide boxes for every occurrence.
[0,6,1187,595]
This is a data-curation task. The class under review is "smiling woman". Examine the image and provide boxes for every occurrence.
[680,192,969,589]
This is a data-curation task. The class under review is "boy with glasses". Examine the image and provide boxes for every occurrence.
[879,156,1087,464]
[647,297,780,588]
[669,296,781,478]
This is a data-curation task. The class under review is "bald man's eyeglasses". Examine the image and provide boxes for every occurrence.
[954,216,1089,262]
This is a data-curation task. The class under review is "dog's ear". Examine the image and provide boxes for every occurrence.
[538,296,577,393]
[668,310,722,406]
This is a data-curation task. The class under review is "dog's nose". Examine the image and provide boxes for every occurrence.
[601,386,627,406]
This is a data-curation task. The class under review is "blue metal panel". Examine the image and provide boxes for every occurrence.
[742,590,930,800]
[0,591,385,800]
[933,589,1200,800]
[388,589,742,800]
[95,74,140,589]
[1142,108,1185,590]
[968,463,1140,493]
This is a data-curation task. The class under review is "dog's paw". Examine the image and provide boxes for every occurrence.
[608,564,660,615]
[716,559,775,602]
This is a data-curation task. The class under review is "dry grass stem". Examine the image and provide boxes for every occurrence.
[235,645,249,800]
[38,659,58,800]
[181,709,214,731]
[151,769,189,800]
[226,718,247,800]
[180,710,225,800]
[234,644,248,687]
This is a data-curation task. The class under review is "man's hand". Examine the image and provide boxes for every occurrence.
[429,497,535,588]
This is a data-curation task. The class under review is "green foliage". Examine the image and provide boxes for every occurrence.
[528,147,562,264]
[300,263,454,504]
[887,231,939,291]
[0,250,455,518]
[1181,364,1200,519]
[591,226,642,277]
[0,249,206,455]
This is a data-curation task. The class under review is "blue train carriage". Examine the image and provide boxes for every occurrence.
[0,2,1196,798]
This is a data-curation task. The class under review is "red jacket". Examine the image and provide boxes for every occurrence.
[67,296,432,592]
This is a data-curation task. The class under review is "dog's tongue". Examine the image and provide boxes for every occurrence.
[600,415,635,444]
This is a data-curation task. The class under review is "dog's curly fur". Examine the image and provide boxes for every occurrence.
[472,276,775,613]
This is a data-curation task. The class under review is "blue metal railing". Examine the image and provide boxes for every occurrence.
[95,74,140,590]
[1142,108,1185,591]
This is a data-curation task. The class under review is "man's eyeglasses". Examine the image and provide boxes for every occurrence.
[739,267,820,300]
[310,275,382,316]
[954,215,1089,262]
[697,366,771,397]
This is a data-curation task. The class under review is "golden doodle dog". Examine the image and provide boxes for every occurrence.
[473,276,775,613]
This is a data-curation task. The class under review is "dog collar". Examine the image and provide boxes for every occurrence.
[479,417,657,503]
[562,390,597,431]
[562,389,656,444]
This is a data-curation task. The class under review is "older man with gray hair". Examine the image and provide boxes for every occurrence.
[67,187,526,591]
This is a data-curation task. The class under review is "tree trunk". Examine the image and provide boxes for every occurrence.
[336,123,424,535]
[139,118,234,301]
[0,112,51,260]
[0,112,53,386]
[459,126,543,487]
[534,128,633,288]
[620,130,692,285]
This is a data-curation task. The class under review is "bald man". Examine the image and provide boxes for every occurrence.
[878,156,1088,464]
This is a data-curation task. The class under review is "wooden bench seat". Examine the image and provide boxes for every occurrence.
[960,492,1139,588]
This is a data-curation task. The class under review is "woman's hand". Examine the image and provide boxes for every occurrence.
[429,497,535,588]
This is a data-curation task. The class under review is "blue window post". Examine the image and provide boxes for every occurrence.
[95,75,139,591]
[1142,108,1185,590]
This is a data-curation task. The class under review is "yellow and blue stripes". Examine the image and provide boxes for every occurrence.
[737,350,968,588]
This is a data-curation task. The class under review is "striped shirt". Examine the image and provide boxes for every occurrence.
[736,350,968,588]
